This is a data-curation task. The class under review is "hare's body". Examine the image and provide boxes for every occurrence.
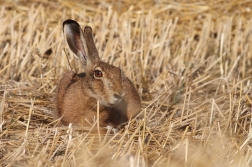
[55,20,141,127]
[56,70,141,127]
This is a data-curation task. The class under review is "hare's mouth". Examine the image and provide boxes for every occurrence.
[108,103,114,107]
[108,99,122,107]
[103,95,123,107]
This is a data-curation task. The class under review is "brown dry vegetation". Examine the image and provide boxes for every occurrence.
[0,0,252,166]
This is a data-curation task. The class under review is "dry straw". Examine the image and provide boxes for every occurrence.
[0,0,252,166]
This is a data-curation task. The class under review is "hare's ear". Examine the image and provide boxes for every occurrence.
[63,19,99,66]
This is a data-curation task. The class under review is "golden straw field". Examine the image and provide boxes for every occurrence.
[0,0,252,166]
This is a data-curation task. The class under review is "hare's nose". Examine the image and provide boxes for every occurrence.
[114,91,125,100]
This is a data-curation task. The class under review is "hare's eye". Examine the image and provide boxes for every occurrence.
[94,70,103,78]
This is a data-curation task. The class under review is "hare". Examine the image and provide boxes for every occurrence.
[55,19,141,127]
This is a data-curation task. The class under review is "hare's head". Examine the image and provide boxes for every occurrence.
[63,19,125,106]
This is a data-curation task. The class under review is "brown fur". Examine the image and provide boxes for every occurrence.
[55,20,141,127]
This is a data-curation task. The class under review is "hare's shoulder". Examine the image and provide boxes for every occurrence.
[121,77,137,91]
[121,76,141,116]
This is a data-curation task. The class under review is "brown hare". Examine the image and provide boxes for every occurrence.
[55,19,141,127]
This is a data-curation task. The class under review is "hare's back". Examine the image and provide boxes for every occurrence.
[55,71,90,125]
[55,70,75,118]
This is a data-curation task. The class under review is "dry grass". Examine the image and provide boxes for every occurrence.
[0,0,252,166]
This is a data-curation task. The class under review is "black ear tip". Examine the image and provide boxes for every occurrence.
[63,19,80,29]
